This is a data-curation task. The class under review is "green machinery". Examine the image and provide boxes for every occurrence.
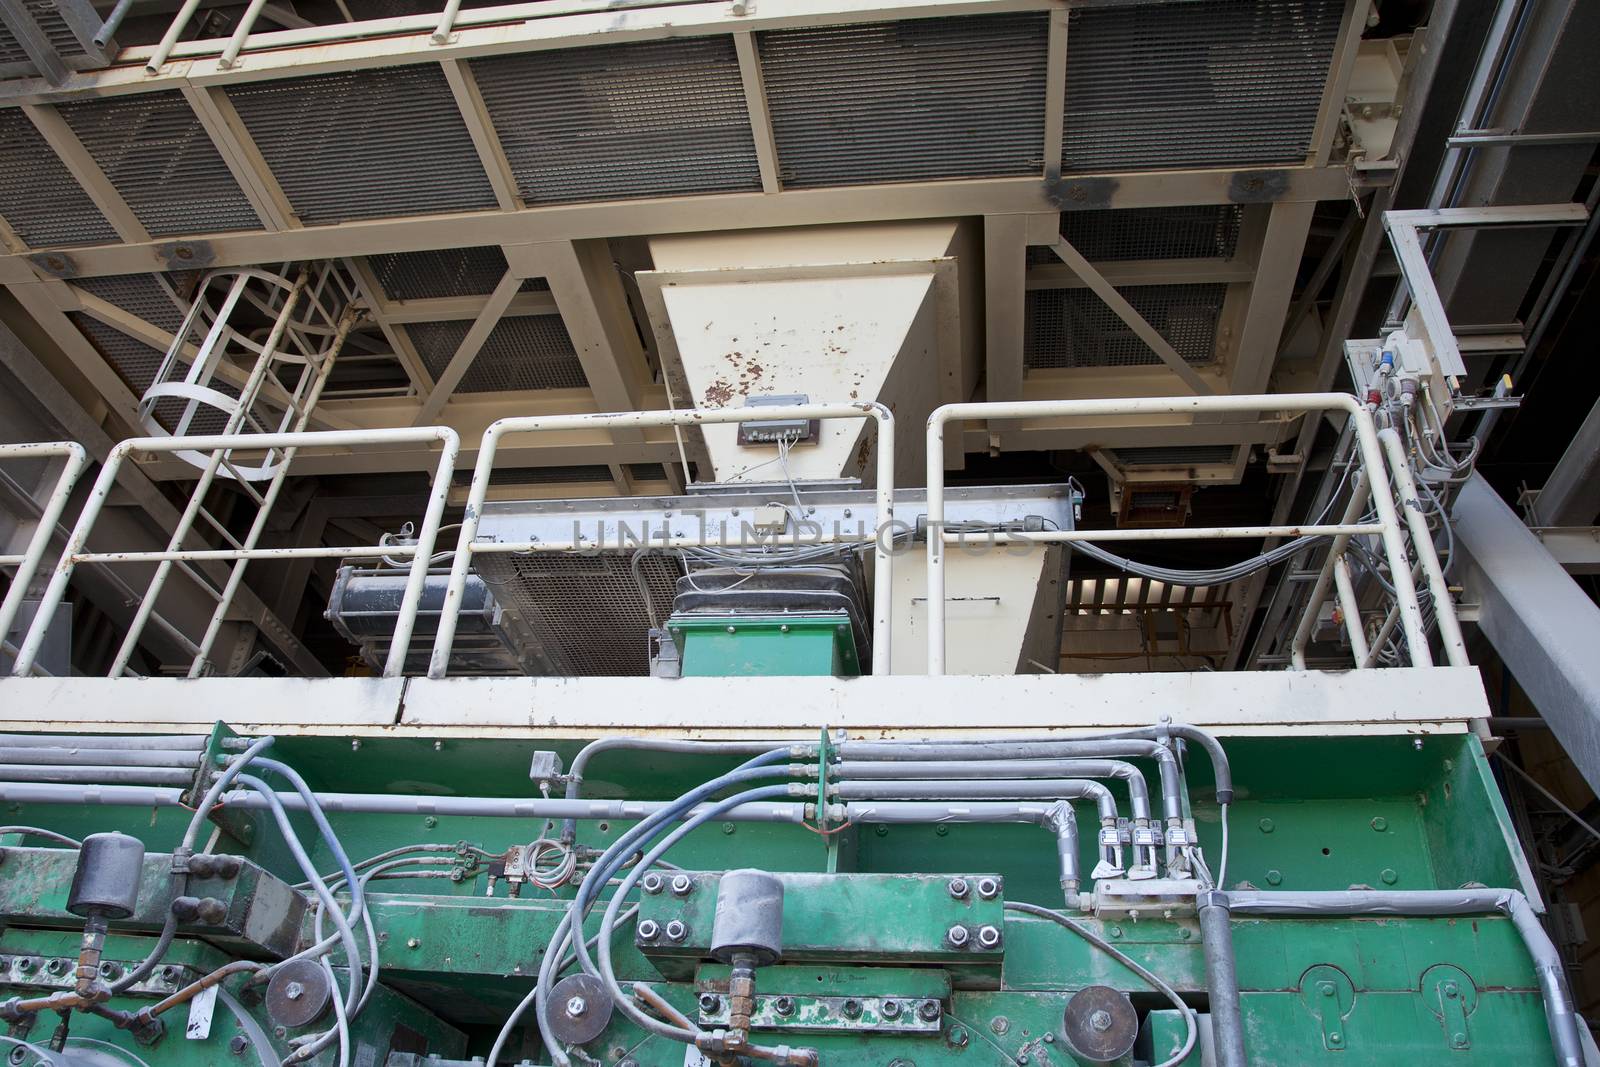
[0,716,1578,1067]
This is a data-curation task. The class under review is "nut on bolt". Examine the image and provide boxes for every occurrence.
[842,998,863,1019]
[699,993,722,1014]
[773,996,796,1017]
[946,924,971,948]
[976,877,1000,900]
[637,919,661,941]
[917,999,941,1022]
[976,924,1002,949]
[665,919,688,942]
[882,999,901,1019]
[947,877,970,899]
[641,873,664,894]
[670,873,693,896]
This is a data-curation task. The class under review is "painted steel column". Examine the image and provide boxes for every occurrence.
[1453,474,1600,794]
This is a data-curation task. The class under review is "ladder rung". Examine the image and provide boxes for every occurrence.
[195,506,244,551]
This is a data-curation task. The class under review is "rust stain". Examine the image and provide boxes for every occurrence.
[704,380,734,406]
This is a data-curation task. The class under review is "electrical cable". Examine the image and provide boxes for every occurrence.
[1005,901,1197,1067]
[1216,802,1230,891]
[0,827,81,847]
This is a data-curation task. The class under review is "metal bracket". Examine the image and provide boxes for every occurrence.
[698,994,940,1035]
[1299,964,1356,1052]
[1421,964,1477,1052]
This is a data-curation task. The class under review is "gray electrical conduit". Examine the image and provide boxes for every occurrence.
[1222,890,1583,1067]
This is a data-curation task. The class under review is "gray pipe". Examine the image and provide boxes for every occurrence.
[0,765,194,786]
[0,748,202,768]
[832,777,1119,822]
[1224,890,1581,1067]
[561,738,813,842]
[1197,890,1246,1067]
[0,734,207,751]
[834,759,1159,821]
[0,783,809,824]
[92,0,137,48]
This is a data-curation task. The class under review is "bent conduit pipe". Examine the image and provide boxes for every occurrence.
[1224,889,1583,1067]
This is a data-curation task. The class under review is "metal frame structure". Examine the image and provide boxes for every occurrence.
[0,441,89,672]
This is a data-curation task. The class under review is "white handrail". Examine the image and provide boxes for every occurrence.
[925,394,1431,676]
[429,403,895,678]
[0,443,90,672]
[12,428,459,679]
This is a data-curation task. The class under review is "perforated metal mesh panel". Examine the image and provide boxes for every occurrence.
[472,37,760,204]
[69,311,232,433]
[1062,0,1343,172]
[407,315,588,393]
[367,247,510,300]
[1025,284,1226,369]
[58,91,260,237]
[476,552,682,675]
[1063,206,1245,262]
[0,108,117,247]
[1111,445,1237,467]
[72,274,188,333]
[759,14,1048,188]
[226,65,498,224]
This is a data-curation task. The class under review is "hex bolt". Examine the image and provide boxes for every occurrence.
[918,1000,941,1022]
[566,996,588,1018]
[273,1026,287,1039]
[665,919,688,942]
[16,958,34,974]
[991,1016,1010,1036]
[977,925,1002,949]
[946,924,970,948]
[773,996,795,1017]
[406,937,421,950]
[284,981,305,1001]
[1371,817,1389,832]
[637,919,661,941]
[882,999,902,1019]
[641,873,664,894]
[670,874,693,896]
[842,998,863,1019]
[98,961,121,980]
[1089,1010,1113,1032]
[947,877,970,900]
[699,993,722,1015]
[1443,983,1459,999]
[160,966,180,982]
[46,958,67,976]
[950,1027,969,1048]
[228,1036,249,1056]
[976,877,1000,900]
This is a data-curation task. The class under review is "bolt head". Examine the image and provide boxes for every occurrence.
[670,873,693,896]
[1371,816,1389,832]
[228,1035,249,1056]
[976,877,1000,899]
[990,1016,1010,1036]
[637,919,660,940]
[406,937,421,949]
[665,919,687,942]
[950,1027,969,1047]
[1330,1033,1343,1046]
[842,998,862,1018]
[642,873,664,894]
[566,996,588,1017]
[948,877,970,899]
[976,924,1001,948]
[882,999,901,1018]
[774,996,795,1016]
[946,924,970,947]
[917,999,941,1022]
[699,993,721,1013]
[1089,1009,1113,1032]
[284,981,304,1001]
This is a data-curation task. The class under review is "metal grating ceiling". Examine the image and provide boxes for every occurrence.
[477,552,682,676]
[0,107,117,247]
[1111,445,1237,467]
[226,65,499,224]
[69,311,230,434]
[758,14,1049,188]
[1060,206,1245,262]
[407,315,588,393]
[367,247,510,301]
[472,37,761,204]
[72,273,188,332]
[1025,283,1226,369]
[1062,0,1344,172]
[58,91,260,237]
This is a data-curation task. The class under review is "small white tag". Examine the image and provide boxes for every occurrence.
[185,985,218,1040]
[683,1045,714,1067]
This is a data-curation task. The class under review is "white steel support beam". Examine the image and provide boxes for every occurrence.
[1309,0,1372,166]
[1453,473,1600,794]
[983,215,1028,410]
[439,58,523,212]
[1026,258,1256,290]
[343,257,433,394]
[732,31,781,195]
[1530,390,1600,527]
[20,104,148,244]
[1048,239,1214,395]
[6,280,147,435]
[1041,8,1067,178]
[413,268,520,425]
[1230,201,1317,393]
[178,84,299,232]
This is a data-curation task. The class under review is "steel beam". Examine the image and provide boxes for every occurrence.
[412,268,521,425]
[1530,392,1600,527]
[1453,474,1600,794]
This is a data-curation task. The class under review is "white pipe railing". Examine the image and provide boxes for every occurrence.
[11,428,459,679]
[0,443,89,672]
[925,394,1431,676]
[428,403,895,679]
